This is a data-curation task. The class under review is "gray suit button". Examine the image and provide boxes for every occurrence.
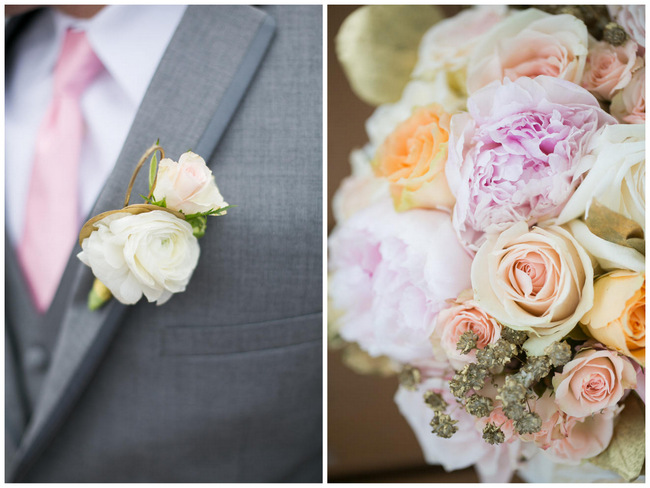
[24,346,49,372]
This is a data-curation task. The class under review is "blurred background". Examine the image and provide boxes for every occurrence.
[327,5,521,483]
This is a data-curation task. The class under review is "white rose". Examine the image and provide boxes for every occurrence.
[557,124,645,230]
[78,211,200,305]
[365,77,465,151]
[472,222,594,355]
[153,151,228,215]
[566,219,645,273]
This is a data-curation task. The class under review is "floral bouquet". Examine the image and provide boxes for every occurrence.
[329,5,645,483]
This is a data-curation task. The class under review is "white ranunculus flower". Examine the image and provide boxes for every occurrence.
[365,77,465,151]
[78,211,200,305]
[472,222,594,355]
[153,151,228,215]
[557,124,645,230]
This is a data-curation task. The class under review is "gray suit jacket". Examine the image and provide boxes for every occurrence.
[5,5,322,482]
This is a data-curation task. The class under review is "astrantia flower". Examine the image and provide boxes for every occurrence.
[446,76,615,251]
[328,198,472,363]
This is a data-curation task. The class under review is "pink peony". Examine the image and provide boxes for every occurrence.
[552,348,636,418]
[328,199,472,363]
[581,39,642,100]
[431,290,501,369]
[446,76,615,251]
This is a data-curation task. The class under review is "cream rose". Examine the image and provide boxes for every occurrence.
[581,39,642,100]
[472,222,594,355]
[153,151,228,215]
[611,68,645,124]
[557,123,645,230]
[466,9,588,94]
[431,289,501,369]
[552,348,636,418]
[581,271,645,366]
[78,211,200,305]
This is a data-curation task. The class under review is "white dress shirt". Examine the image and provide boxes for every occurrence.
[6,5,186,245]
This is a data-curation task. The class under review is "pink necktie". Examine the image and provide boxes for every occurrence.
[18,29,104,314]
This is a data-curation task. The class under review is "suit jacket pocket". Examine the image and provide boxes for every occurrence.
[160,312,321,356]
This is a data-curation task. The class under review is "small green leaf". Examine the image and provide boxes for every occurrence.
[155,138,160,145]
[187,215,207,238]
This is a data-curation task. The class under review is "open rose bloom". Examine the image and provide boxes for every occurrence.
[330,4,645,483]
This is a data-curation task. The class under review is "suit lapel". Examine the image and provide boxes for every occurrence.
[9,5,274,481]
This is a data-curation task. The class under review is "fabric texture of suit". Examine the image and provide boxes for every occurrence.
[5,5,322,482]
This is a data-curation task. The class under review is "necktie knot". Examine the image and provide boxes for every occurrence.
[53,29,103,96]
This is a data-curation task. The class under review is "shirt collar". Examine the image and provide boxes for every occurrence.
[52,5,186,105]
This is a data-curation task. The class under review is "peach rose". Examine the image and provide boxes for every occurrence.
[153,151,228,215]
[373,103,454,212]
[552,348,636,418]
[611,68,645,124]
[472,222,594,356]
[431,289,501,369]
[581,271,645,366]
[581,39,642,100]
[466,9,588,94]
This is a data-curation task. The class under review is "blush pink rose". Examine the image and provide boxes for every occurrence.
[447,76,615,251]
[466,9,588,94]
[552,348,637,418]
[328,198,472,363]
[153,151,228,215]
[611,68,645,124]
[527,391,615,464]
[431,290,501,369]
[582,39,642,100]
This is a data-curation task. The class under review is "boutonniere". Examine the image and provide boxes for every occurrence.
[77,142,232,310]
